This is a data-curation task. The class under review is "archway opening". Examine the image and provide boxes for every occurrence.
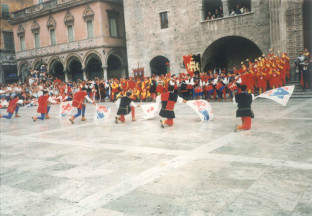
[34,61,44,71]
[150,56,169,76]
[107,54,122,79]
[202,36,262,72]
[51,61,65,81]
[86,54,103,80]
[303,0,312,55]
[68,58,83,81]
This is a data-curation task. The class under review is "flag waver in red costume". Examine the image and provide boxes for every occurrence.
[32,91,57,122]
[69,87,95,123]
[0,95,23,119]
[157,85,186,128]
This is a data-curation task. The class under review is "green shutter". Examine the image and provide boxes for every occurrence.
[87,21,94,38]
[68,25,74,42]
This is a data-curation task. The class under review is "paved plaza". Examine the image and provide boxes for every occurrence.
[0,98,312,216]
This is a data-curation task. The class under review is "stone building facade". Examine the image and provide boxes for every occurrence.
[124,0,311,78]
[0,0,33,83]
[9,0,126,82]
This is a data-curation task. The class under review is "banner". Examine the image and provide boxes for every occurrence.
[183,54,200,76]
[59,101,73,117]
[186,100,213,122]
[140,103,159,120]
[255,85,295,106]
[94,104,111,120]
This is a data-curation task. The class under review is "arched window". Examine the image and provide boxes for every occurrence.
[83,6,94,39]
[31,20,40,48]
[47,16,56,45]
[17,25,26,51]
[64,11,75,42]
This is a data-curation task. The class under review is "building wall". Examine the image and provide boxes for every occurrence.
[0,0,33,83]
[124,0,305,77]
[9,0,126,81]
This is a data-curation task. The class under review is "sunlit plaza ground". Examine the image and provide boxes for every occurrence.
[1,98,312,216]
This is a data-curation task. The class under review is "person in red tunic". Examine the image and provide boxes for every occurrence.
[156,85,186,128]
[32,91,56,122]
[69,87,94,123]
[0,95,23,119]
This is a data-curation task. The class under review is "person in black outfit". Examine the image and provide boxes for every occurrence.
[115,91,140,123]
[234,85,254,132]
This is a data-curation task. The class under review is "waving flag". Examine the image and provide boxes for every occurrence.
[186,100,213,122]
[59,101,73,117]
[255,86,295,106]
[24,99,38,108]
[94,104,111,120]
[140,103,159,120]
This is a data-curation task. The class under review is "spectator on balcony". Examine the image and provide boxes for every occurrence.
[240,6,248,14]
[213,9,221,19]
[206,11,214,20]
[234,4,242,15]
[230,8,236,16]
[219,6,224,17]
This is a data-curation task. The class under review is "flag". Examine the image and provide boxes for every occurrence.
[94,104,111,120]
[24,99,38,108]
[140,103,159,120]
[186,100,213,122]
[255,85,295,106]
[183,54,200,76]
[59,101,73,117]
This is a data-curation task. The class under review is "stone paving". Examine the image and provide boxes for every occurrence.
[0,98,312,216]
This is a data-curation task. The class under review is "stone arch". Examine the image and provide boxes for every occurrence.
[64,10,74,26]
[18,61,30,81]
[32,58,45,71]
[31,20,40,34]
[17,24,25,37]
[66,55,83,81]
[47,15,56,30]
[84,51,103,79]
[150,55,170,76]
[64,54,83,70]
[49,57,65,81]
[202,35,262,71]
[106,51,124,79]
[83,5,94,21]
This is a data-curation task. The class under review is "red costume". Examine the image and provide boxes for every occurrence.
[37,95,49,114]
[72,92,87,109]
[7,98,19,113]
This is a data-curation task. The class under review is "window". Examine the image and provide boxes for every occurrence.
[3,31,14,50]
[38,0,43,3]
[67,25,74,42]
[50,29,56,45]
[1,4,10,19]
[87,20,94,38]
[160,12,168,29]
[20,37,26,51]
[34,33,40,48]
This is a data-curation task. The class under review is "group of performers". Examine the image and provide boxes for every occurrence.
[0,49,293,131]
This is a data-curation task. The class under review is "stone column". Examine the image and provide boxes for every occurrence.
[64,70,68,82]
[102,65,108,80]
[200,5,205,21]
[221,0,229,17]
[82,68,87,80]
